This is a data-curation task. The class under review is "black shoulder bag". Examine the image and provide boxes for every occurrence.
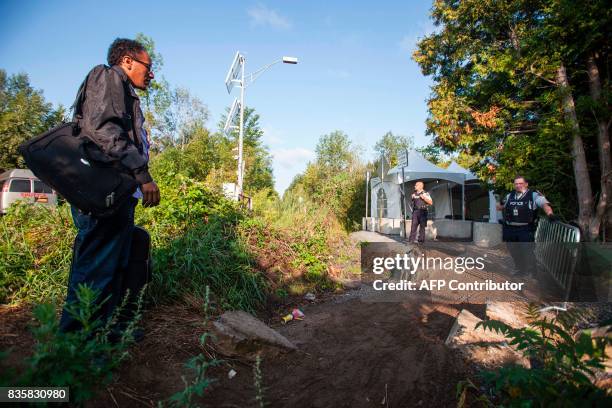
[18,73,139,217]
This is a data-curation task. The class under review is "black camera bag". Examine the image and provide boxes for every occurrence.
[18,73,139,217]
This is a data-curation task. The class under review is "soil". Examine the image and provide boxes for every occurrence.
[0,232,485,407]
[1,290,477,408]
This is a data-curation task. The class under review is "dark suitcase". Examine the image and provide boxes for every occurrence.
[117,226,152,324]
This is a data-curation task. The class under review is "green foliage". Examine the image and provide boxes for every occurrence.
[217,105,275,194]
[135,34,209,152]
[412,0,611,223]
[167,286,221,408]
[373,131,413,167]
[135,172,266,312]
[0,202,73,305]
[1,284,143,404]
[464,304,611,406]
[0,69,65,171]
[287,130,367,231]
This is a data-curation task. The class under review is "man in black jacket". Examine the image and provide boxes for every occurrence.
[59,39,160,335]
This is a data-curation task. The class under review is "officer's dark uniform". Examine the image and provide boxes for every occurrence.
[502,189,549,275]
[409,191,430,243]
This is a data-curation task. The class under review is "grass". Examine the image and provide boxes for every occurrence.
[1,284,145,404]
[0,202,73,305]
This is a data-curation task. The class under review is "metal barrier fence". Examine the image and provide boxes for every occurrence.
[534,217,581,300]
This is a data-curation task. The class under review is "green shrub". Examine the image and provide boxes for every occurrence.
[458,305,612,406]
[0,202,73,305]
[1,284,143,403]
[166,286,221,407]
[136,174,266,312]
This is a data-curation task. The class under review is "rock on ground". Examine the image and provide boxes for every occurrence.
[212,310,297,361]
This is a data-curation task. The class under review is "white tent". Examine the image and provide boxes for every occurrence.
[370,152,499,223]
[371,150,466,220]
[445,161,499,223]
[387,150,465,185]
[447,161,477,180]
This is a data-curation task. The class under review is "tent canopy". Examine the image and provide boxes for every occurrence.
[446,161,478,181]
[387,150,465,185]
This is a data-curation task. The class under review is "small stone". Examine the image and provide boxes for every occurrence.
[228,369,237,379]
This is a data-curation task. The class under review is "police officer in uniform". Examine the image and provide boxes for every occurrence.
[409,181,433,243]
[497,175,556,275]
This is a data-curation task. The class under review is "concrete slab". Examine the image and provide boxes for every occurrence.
[473,222,503,248]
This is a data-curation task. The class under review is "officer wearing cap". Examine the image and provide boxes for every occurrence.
[497,175,556,275]
[409,181,433,243]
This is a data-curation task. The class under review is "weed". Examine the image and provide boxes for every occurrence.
[458,304,612,406]
[1,284,143,404]
[166,286,222,407]
[253,353,265,408]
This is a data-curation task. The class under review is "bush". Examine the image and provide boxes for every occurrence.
[1,285,143,403]
[0,202,73,305]
[458,304,612,406]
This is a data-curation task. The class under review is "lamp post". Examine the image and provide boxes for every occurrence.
[224,52,298,199]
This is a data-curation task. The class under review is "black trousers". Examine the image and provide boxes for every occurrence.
[60,197,141,333]
[409,209,428,243]
[503,224,536,275]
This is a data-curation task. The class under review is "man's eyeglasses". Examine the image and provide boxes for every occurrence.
[128,56,153,72]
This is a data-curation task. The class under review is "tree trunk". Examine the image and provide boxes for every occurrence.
[556,63,594,239]
[586,54,612,241]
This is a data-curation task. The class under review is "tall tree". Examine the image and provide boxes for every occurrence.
[373,131,413,167]
[315,130,354,173]
[413,0,611,240]
[217,106,275,194]
[0,70,64,170]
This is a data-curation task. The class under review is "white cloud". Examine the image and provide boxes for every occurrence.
[262,127,284,146]
[271,147,315,195]
[272,147,315,170]
[248,4,292,30]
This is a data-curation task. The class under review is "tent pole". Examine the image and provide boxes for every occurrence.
[365,171,370,228]
[449,183,453,220]
[461,183,465,220]
[401,167,407,238]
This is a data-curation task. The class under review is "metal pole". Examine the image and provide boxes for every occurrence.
[401,167,407,238]
[449,183,453,220]
[237,56,245,199]
[365,171,370,230]
[461,183,465,220]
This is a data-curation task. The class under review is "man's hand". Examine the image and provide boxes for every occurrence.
[141,181,160,207]
[547,213,560,222]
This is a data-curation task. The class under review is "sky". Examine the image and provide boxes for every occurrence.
[0,0,436,194]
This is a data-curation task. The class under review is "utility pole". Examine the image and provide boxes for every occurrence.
[237,54,245,198]
[224,52,298,200]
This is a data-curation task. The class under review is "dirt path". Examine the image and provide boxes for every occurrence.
[201,292,475,408]
[2,232,477,407]
[80,286,477,407]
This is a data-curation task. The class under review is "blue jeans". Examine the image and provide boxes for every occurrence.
[59,197,138,332]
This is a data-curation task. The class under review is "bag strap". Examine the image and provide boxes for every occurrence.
[71,73,90,121]
[71,67,140,149]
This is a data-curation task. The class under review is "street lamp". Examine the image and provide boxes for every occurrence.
[224,52,298,200]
